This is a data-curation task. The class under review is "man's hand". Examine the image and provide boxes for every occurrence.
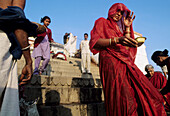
[14,29,33,86]
[50,40,55,43]
[19,63,32,86]
[116,36,138,47]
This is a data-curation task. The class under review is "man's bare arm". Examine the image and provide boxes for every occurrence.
[0,0,33,85]
[0,0,25,10]
[14,29,32,85]
[0,0,12,9]
[12,0,25,10]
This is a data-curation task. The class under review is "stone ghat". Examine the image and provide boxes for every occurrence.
[21,75,102,88]
[38,103,106,116]
[17,57,106,116]
[23,76,104,105]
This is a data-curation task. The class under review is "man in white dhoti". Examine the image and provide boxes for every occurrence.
[0,30,20,116]
[80,33,91,74]
[0,0,37,115]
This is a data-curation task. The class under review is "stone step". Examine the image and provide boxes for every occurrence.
[49,72,99,78]
[48,64,99,72]
[25,75,102,87]
[17,61,72,70]
[38,103,106,116]
[18,56,98,67]
[18,69,99,78]
[51,57,81,63]
[17,56,98,67]
[50,69,99,75]
[17,61,99,72]
[49,61,74,66]
[48,64,99,71]
[23,86,104,104]
[17,74,100,86]
[50,70,99,75]
[21,66,99,74]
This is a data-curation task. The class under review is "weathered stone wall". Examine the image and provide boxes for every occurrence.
[18,57,106,116]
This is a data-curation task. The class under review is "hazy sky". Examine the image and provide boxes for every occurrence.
[25,0,170,71]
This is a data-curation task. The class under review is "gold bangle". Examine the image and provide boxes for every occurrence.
[126,27,130,31]
[109,39,112,46]
[114,37,117,44]
[126,29,130,32]
[125,30,131,32]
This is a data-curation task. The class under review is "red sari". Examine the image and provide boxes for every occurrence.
[89,3,166,116]
[147,72,167,89]
[147,72,170,112]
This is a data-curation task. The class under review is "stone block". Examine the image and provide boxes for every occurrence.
[23,86,103,104]
[71,78,95,88]
[38,103,106,116]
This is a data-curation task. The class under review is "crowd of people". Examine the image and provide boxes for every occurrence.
[0,1,169,116]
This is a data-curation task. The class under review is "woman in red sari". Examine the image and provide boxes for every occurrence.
[89,3,166,116]
[145,64,170,112]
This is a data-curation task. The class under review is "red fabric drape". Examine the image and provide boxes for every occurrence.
[148,72,167,89]
[34,28,53,48]
[89,3,166,116]
[148,72,170,112]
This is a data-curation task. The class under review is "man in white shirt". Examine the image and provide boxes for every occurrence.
[80,33,91,74]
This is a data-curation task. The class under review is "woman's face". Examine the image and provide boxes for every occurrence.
[146,68,154,77]
[155,56,164,66]
[112,10,124,22]
[43,18,50,27]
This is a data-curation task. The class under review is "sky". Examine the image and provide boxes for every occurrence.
[25,0,170,71]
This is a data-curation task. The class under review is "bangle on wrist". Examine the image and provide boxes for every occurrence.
[126,27,130,30]
[22,45,30,51]
[125,30,130,33]
[114,37,117,44]
[109,38,112,46]
[124,29,130,33]
[126,28,130,31]
[125,27,130,32]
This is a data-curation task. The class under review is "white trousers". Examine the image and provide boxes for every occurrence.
[0,30,20,116]
[81,53,91,73]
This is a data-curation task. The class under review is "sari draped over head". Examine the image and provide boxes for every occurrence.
[147,72,170,112]
[90,3,137,67]
[89,3,166,116]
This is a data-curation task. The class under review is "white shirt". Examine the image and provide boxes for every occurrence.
[161,65,168,73]
[80,40,90,54]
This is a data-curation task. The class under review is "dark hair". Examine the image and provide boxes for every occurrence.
[84,33,88,36]
[41,16,51,23]
[151,49,169,62]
